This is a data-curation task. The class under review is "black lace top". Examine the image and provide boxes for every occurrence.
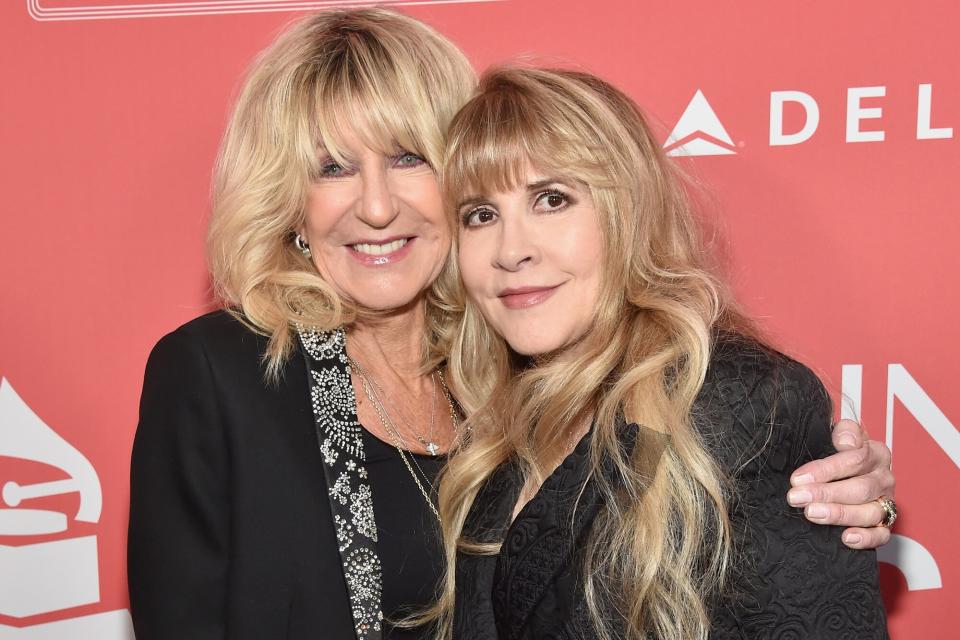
[453,338,889,639]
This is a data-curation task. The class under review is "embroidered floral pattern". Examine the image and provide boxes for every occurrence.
[299,326,382,640]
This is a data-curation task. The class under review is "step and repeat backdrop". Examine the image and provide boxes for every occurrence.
[1,1,956,638]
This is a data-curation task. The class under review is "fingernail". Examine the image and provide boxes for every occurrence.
[807,504,829,520]
[787,489,812,506]
[839,432,857,448]
[792,473,814,486]
[843,533,862,545]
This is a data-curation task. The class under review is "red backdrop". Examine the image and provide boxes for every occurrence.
[1,1,956,637]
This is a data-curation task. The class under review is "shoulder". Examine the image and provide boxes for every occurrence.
[705,333,824,401]
[696,332,833,475]
[700,332,828,421]
[154,309,263,354]
[148,310,268,370]
[143,310,286,400]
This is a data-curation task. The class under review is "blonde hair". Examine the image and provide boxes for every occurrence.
[207,8,476,376]
[433,67,757,640]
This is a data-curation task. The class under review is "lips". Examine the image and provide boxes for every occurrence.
[497,284,562,310]
[346,236,415,266]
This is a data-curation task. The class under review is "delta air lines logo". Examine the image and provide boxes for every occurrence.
[663,90,738,157]
[664,84,955,156]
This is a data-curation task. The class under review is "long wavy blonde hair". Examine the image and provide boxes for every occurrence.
[432,67,756,640]
[206,8,476,375]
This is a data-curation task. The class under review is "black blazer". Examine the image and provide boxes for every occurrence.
[453,337,889,639]
[128,311,355,640]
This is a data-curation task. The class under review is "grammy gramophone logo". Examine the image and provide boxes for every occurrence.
[0,378,132,639]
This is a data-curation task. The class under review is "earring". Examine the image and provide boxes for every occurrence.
[294,233,312,259]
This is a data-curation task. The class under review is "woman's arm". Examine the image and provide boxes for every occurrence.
[716,359,888,638]
[128,328,230,640]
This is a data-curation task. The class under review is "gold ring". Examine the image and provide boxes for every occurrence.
[876,496,897,528]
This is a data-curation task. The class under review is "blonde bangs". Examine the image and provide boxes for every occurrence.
[311,49,431,171]
[442,67,611,205]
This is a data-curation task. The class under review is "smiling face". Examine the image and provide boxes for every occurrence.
[300,127,450,312]
[456,167,605,356]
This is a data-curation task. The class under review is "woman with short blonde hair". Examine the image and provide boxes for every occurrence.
[130,10,475,640]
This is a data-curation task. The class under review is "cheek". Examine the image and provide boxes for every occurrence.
[405,173,445,227]
[304,186,351,238]
[456,236,489,299]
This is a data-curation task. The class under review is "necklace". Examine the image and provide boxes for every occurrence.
[347,356,442,456]
[349,362,442,522]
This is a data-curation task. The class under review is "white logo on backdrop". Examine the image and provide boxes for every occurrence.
[667,85,954,154]
[26,0,500,22]
[0,379,133,639]
[663,89,738,157]
[842,363,957,592]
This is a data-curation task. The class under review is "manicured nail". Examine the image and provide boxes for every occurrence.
[792,473,814,486]
[839,432,857,448]
[807,504,829,520]
[843,533,862,545]
[787,489,812,506]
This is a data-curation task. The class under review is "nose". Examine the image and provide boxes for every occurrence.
[494,215,539,272]
[356,164,399,229]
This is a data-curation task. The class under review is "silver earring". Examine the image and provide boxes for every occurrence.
[294,233,312,258]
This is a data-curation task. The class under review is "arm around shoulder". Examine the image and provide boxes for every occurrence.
[716,356,889,638]
[128,326,230,640]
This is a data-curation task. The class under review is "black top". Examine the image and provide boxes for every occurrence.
[360,429,445,639]
[453,337,889,639]
[128,311,440,640]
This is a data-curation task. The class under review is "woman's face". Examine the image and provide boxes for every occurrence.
[301,127,449,312]
[456,167,604,356]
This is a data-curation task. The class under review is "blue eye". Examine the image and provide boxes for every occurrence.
[395,151,426,167]
[319,160,349,178]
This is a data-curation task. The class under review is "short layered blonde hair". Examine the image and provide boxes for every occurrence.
[207,8,476,374]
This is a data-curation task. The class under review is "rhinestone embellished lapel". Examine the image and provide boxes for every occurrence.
[299,326,383,640]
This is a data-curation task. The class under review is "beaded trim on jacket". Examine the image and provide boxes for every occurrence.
[298,326,383,640]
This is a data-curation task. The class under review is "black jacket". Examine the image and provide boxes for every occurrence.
[453,338,889,639]
[128,311,356,640]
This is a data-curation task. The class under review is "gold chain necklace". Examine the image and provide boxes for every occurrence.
[358,363,440,456]
[347,357,460,523]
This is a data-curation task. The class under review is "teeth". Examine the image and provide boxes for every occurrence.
[352,238,408,255]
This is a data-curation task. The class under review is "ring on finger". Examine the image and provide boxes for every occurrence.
[875,496,897,529]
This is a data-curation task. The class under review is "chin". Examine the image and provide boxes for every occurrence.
[338,269,437,313]
[351,289,424,313]
[503,333,565,357]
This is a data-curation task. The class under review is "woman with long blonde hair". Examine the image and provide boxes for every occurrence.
[435,67,889,639]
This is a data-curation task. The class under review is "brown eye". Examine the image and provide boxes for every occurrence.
[464,207,498,227]
[535,190,569,211]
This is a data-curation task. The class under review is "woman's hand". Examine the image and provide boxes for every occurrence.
[787,419,895,549]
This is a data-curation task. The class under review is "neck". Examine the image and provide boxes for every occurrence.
[347,298,428,385]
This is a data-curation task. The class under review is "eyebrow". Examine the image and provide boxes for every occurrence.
[456,176,575,209]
